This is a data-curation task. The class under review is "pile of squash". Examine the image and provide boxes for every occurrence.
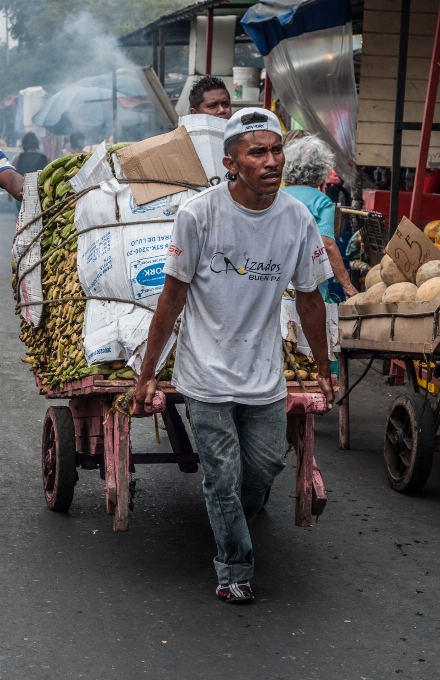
[345,221,440,306]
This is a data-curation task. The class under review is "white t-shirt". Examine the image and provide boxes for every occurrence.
[163,182,332,404]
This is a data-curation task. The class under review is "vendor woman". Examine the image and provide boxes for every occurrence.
[282,135,358,301]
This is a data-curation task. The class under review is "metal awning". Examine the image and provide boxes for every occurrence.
[117,0,365,102]
[118,0,256,48]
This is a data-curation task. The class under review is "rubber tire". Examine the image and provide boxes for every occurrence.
[383,393,435,494]
[42,406,77,511]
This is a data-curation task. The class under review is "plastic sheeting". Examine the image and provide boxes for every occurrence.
[242,0,357,186]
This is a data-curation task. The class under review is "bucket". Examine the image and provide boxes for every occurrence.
[233,67,262,100]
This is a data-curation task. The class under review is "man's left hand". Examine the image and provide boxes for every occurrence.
[317,374,335,412]
[343,283,359,299]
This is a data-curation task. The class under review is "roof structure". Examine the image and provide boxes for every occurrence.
[119,0,364,48]
[118,0,257,48]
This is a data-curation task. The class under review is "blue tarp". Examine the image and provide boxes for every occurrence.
[241,0,351,57]
[240,0,357,184]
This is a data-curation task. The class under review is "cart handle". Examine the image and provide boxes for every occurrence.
[338,207,370,217]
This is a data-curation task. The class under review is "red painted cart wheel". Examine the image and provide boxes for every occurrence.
[42,406,77,511]
[383,394,435,494]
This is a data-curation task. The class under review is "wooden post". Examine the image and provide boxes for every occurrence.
[103,409,116,515]
[205,8,214,75]
[264,72,272,110]
[158,26,165,86]
[112,50,118,143]
[152,29,158,76]
[410,6,440,226]
[113,411,130,531]
[338,350,350,449]
[389,0,411,237]
[287,414,315,527]
[311,458,327,517]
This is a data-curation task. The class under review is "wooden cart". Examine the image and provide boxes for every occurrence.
[338,339,440,494]
[37,374,331,531]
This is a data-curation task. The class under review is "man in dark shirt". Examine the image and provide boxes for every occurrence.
[189,75,232,120]
[12,132,48,211]
[13,132,48,176]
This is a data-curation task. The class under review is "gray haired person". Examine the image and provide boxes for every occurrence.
[282,135,358,300]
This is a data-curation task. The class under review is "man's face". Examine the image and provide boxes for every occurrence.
[223,131,284,196]
[191,88,232,119]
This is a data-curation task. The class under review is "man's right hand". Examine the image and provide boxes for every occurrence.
[134,377,157,411]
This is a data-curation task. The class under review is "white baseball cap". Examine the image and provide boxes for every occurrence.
[224,107,282,143]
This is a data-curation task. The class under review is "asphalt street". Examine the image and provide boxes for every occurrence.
[1,210,440,680]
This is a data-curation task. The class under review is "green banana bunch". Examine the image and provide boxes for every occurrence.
[38,154,78,186]
[107,143,127,155]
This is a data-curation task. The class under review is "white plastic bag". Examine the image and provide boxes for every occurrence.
[71,116,226,367]
[280,296,340,359]
[12,172,44,326]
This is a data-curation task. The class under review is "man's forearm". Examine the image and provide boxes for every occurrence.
[0,170,24,201]
[138,276,189,382]
[296,288,331,377]
[139,298,183,381]
[135,275,189,406]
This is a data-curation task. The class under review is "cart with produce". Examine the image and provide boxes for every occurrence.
[337,216,440,494]
[35,370,331,532]
[13,132,333,532]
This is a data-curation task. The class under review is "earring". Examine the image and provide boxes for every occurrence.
[226,171,237,181]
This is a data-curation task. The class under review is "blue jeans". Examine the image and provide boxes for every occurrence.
[185,397,287,584]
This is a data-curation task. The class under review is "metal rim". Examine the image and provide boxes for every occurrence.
[384,403,415,483]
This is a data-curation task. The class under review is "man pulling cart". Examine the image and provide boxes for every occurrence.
[135,107,335,603]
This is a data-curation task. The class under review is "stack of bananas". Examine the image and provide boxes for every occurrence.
[18,146,134,392]
[282,289,295,299]
[283,341,318,382]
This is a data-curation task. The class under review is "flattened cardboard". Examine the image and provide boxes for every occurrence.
[338,302,397,317]
[359,317,393,342]
[339,318,359,340]
[116,126,208,205]
[356,301,398,316]
[393,293,440,343]
[385,216,440,283]
[393,315,435,344]
[338,304,358,318]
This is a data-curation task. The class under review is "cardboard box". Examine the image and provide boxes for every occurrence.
[116,126,208,206]
[338,294,440,345]
[385,216,440,283]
